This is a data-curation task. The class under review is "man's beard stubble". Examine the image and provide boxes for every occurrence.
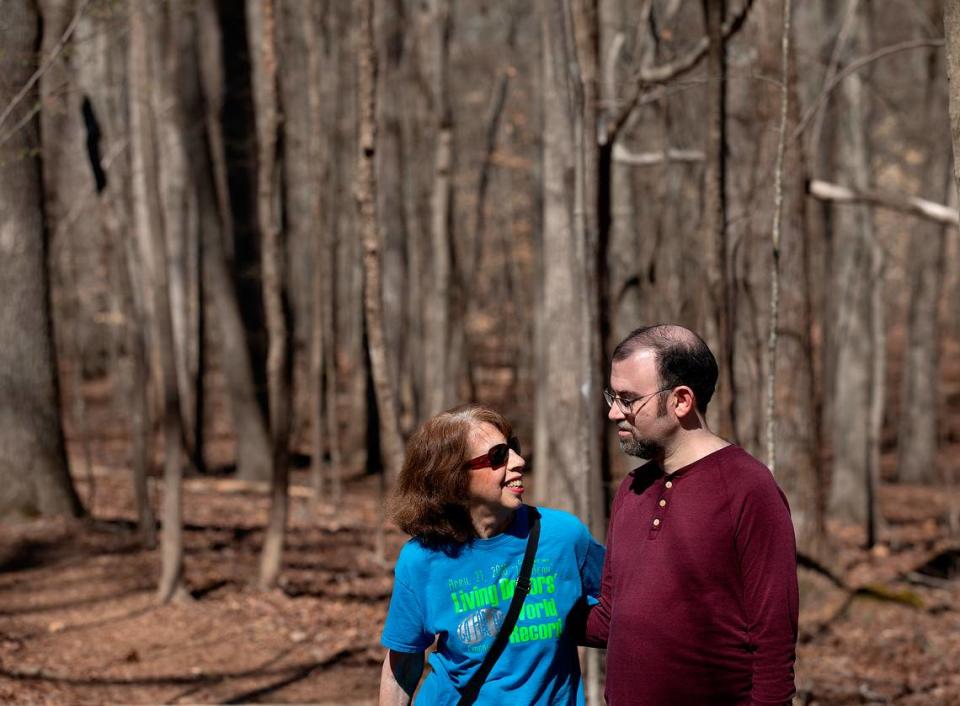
[618,398,668,460]
[619,434,660,459]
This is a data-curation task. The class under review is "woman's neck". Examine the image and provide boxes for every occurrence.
[469,505,516,539]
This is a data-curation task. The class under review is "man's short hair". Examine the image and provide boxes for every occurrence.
[612,324,718,414]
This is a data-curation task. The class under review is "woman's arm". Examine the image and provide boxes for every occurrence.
[378,649,425,706]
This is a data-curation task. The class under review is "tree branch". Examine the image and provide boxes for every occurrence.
[807,178,959,226]
[611,144,703,166]
[0,0,92,132]
[793,38,945,143]
[604,0,756,144]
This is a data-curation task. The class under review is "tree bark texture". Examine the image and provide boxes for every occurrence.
[423,0,455,418]
[897,6,949,485]
[128,0,187,603]
[248,0,292,590]
[357,0,405,479]
[536,0,605,537]
[0,0,84,521]
[197,0,273,483]
[748,0,824,553]
[153,0,203,472]
[375,0,412,429]
[826,1,879,527]
[701,0,738,442]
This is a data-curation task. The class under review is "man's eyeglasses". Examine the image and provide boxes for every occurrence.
[466,436,521,470]
[603,387,671,415]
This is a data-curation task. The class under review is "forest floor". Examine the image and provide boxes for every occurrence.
[3,466,960,705]
[2,452,960,705]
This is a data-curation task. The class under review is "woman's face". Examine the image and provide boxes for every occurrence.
[464,421,526,523]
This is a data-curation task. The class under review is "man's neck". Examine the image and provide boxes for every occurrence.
[660,429,730,474]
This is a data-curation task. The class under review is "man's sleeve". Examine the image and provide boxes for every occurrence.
[736,476,799,706]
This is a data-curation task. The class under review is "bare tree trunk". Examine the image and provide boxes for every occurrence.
[752,0,824,554]
[356,0,405,480]
[423,0,455,417]
[304,1,342,505]
[0,0,84,521]
[375,0,415,434]
[537,0,605,532]
[897,4,949,485]
[827,0,879,532]
[153,0,203,474]
[37,0,106,512]
[128,0,187,603]
[540,4,606,697]
[196,0,273,484]
[75,2,157,545]
[276,0,315,379]
[248,0,292,590]
[701,0,737,441]
[102,176,158,548]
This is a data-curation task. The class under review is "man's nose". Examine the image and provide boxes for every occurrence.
[608,404,624,421]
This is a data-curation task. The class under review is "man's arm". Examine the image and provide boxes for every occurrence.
[737,478,800,706]
[378,649,424,706]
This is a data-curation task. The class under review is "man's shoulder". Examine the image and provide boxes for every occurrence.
[714,446,790,506]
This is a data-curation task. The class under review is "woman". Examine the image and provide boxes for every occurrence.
[379,404,604,705]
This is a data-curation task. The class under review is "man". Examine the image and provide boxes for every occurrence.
[583,324,798,706]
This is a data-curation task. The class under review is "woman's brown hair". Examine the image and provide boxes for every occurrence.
[391,404,513,547]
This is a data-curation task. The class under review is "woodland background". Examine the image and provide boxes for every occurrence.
[2,0,960,704]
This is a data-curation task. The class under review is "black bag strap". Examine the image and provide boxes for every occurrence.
[457,506,541,706]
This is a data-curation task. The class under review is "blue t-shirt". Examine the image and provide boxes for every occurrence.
[381,505,605,705]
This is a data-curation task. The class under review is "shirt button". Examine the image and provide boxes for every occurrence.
[665,481,673,489]
[659,499,666,508]
[653,518,661,527]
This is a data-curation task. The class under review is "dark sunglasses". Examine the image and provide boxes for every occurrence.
[466,436,521,470]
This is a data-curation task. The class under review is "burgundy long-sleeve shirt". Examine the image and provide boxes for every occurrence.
[584,445,798,706]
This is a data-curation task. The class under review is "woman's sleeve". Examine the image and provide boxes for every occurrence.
[578,526,606,602]
[381,549,435,653]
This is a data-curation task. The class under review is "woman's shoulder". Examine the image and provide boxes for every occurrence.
[530,505,592,538]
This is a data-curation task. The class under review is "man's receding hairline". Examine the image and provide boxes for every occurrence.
[613,324,701,362]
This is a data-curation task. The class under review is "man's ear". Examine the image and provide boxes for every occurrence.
[672,386,696,419]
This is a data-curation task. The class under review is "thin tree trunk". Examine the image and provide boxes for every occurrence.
[304,0,342,505]
[827,0,878,531]
[946,1,960,533]
[356,0,405,480]
[376,0,415,431]
[538,11,607,700]
[128,0,187,603]
[537,0,605,535]
[196,0,273,484]
[423,0,454,418]
[248,0,292,590]
[154,0,202,473]
[897,4,949,485]
[701,0,737,441]
[102,179,158,548]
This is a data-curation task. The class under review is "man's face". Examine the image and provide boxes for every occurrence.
[608,349,670,459]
